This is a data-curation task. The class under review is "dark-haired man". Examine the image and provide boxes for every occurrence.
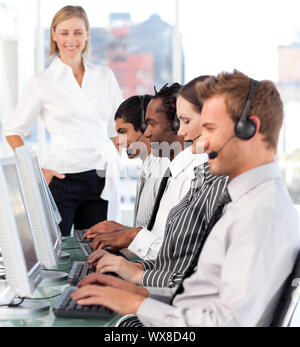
[84,94,170,238]
[89,83,207,261]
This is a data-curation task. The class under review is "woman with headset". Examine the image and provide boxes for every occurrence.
[4,6,123,236]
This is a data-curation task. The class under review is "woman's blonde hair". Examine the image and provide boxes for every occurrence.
[49,5,90,56]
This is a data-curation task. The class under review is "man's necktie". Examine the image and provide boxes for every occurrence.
[147,167,172,231]
[171,187,232,302]
[133,171,146,226]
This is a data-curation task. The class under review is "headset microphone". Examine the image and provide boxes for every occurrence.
[185,133,202,147]
[127,133,144,155]
[208,151,218,160]
[208,135,236,160]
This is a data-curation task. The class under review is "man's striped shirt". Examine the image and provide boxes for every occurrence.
[139,162,229,288]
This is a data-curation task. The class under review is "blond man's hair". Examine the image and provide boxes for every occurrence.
[49,5,90,57]
[196,70,284,152]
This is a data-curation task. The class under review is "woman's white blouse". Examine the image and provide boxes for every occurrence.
[4,56,124,221]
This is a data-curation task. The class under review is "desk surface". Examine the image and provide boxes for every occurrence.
[0,237,122,327]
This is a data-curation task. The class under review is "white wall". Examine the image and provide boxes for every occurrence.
[0,40,18,157]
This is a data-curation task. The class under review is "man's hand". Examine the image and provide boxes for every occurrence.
[71,273,148,316]
[42,168,65,185]
[77,273,149,297]
[92,227,142,251]
[84,220,127,239]
[88,249,145,284]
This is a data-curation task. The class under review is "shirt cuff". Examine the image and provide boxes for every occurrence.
[2,129,27,139]
[128,228,162,260]
[143,270,181,288]
[137,259,156,271]
[137,298,177,327]
[147,286,176,300]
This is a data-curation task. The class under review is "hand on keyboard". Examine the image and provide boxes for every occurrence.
[53,286,114,319]
[71,274,148,316]
[68,261,119,286]
[84,221,127,239]
[87,249,144,284]
[91,228,141,252]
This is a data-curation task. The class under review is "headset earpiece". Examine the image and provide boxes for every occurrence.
[235,79,260,140]
[235,117,256,140]
[172,113,180,133]
[139,95,148,134]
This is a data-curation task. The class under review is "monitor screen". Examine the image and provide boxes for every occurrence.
[30,157,57,247]
[2,163,39,273]
[42,173,62,225]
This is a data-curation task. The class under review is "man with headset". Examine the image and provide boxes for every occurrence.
[86,83,207,261]
[72,70,299,327]
[83,94,170,238]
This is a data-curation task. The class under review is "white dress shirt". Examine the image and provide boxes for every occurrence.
[128,147,208,260]
[134,154,170,228]
[3,56,124,220]
[137,162,300,327]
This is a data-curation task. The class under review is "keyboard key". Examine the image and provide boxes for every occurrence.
[53,286,114,319]
[68,262,96,285]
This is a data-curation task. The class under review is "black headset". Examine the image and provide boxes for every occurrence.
[173,78,260,139]
[138,95,149,134]
[172,113,180,133]
[234,78,260,140]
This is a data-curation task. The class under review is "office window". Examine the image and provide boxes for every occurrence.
[42,0,177,99]
[41,0,177,215]
[179,0,300,206]
[1,0,300,211]
[0,1,178,218]
[0,2,18,157]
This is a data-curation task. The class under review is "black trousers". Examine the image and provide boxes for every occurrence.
[49,170,108,237]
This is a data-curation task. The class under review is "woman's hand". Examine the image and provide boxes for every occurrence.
[42,168,66,185]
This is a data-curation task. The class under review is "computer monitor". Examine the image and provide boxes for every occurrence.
[14,147,68,278]
[0,158,49,318]
[10,149,59,269]
[27,149,70,255]
[41,168,62,228]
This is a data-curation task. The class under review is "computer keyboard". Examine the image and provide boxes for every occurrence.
[53,286,114,319]
[78,242,94,258]
[73,229,90,243]
[68,261,119,285]
[68,261,95,285]
[78,242,128,260]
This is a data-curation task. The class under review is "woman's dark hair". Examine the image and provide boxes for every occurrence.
[115,95,152,131]
[178,75,210,113]
[152,83,182,123]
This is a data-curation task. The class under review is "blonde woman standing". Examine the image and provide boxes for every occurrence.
[4,6,123,236]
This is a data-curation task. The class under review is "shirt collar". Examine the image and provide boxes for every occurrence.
[203,162,221,184]
[82,58,97,71]
[228,161,281,203]
[142,154,170,179]
[191,162,225,190]
[141,154,154,178]
[169,147,201,179]
[48,55,96,80]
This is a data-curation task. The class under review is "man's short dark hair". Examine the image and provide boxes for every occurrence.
[115,95,152,131]
[152,83,182,123]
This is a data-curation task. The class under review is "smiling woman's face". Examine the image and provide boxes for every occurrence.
[176,95,203,154]
[52,16,90,60]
